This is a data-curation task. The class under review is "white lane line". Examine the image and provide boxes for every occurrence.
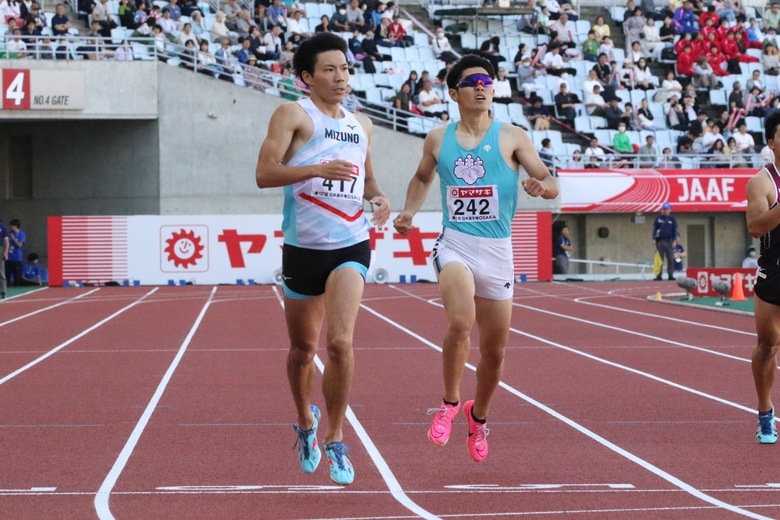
[271,287,439,520]
[0,286,49,302]
[513,301,752,364]
[520,283,757,337]
[364,290,770,520]
[0,288,157,386]
[0,288,100,328]
[94,287,216,520]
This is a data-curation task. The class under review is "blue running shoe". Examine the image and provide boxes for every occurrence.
[324,441,354,485]
[292,405,322,473]
[757,410,778,444]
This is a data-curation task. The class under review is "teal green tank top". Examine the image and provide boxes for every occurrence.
[436,119,520,239]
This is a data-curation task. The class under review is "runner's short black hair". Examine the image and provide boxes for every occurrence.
[293,32,347,86]
[446,55,495,90]
[766,110,780,144]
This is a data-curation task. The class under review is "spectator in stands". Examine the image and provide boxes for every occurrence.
[115,0,134,28]
[641,0,662,20]
[765,44,780,76]
[1,0,20,24]
[599,35,617,62]
[390,81,412,112]
[634,57,654,89]
[493,67,513,104]
[436,61,453,84]
[585,137,606,166]
[693,55,719,88]
[236,8,258,40]
[92,0,117,37]
[526,95,552,130]
[537,6,551,35]
[266,0,288,32]
[706,42,731,78]
[706,138,730,167]
[673,0,698,34]
[156,8,178,39]
[555,83,579,122]
[747,69,767,95]
[134,1,148,27]
[51,4,71,36]
[637,98,659,129]
[582,30,599,62]
[545,0,578,21]
[261,24,283,60]
[746,85,773,117]
[593,15,610,41]
[656,69,682,102]
[195,39,220,76]
[732,121,756,155]
[280,39,296,68]
[640,17,666,62]
[315,14,330,33]
[478,35,505,71]
[712,0,736,22]
[329,5,349,33]
[275,66,300,99]
[5,29,27,56]
[77,31,104,60]
[235,36,253,64]
[20,17,40,42]
[625,7,648,52]
[638,134,659,167]
[539,138,555,171]
[211,12,237,44]
[585,84,608,116]
[592,53,618,100]
[613,123,636,162]
[342,84,362,112]
[516,57,545,98]
[365,3,383,33]
[175,24,200,49]
[166,0,183,26]
[549,13,577,50]
[542,45,575,76]
[565,149,584,169]
[35,35,58,59]
[702,121,726,150]
[766,3,780,32]
[617,59,635,89]
[284,10,308,44]
[375,16,401,47]
[605,97,624,129]
[658,147,678,168]
[432,27,457,63]
[345,0,364,32]
[676,43,695,77]
[416,79,446,118]
[360,28,384,64]
[667,95,688,130]
[403,70,419,100]
[416,70,431,93]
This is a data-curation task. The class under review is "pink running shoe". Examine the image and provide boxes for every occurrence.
[463,400,489,462]
[427,400,461,446]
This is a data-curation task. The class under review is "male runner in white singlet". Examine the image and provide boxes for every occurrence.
[393,55,558,462]
[256,32,390,485]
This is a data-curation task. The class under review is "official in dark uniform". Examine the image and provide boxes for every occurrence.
[652,202,678,281]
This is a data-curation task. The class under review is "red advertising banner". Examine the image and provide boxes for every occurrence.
[685,267,757,297]
[558,168,756,213]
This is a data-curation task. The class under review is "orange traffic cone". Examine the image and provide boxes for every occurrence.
[731,273,746,302]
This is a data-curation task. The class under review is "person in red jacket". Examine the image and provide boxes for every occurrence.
[705,43,730,76]
[704,30,721,53]
[699,5,719,27]
[715,17,731,40]
[674,31,692,55]
[722,30,759,62]
[676,43,695,76]
[690,31,706,59]
[700,16,718,40]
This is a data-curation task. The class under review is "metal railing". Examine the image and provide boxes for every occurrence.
[553,258,655,281]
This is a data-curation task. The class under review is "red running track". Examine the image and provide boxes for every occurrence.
[0,283,778,520]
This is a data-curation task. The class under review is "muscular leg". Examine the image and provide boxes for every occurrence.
[752,296,780,413]
[438,262,476,404]
[285,295,325,430]
[471,297,512,420]
[321,266,365,443]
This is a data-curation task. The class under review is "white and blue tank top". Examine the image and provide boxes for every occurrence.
[282,98,369,250]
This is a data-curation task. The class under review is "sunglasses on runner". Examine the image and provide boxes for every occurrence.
[456,73,494,89]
